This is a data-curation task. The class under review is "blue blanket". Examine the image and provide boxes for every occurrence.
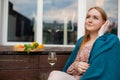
[63,33,120,80]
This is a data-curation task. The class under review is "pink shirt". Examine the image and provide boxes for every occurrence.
[67,45,92,80]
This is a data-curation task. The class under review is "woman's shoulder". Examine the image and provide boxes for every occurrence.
[99,32,120,42]
[77,36,84,42]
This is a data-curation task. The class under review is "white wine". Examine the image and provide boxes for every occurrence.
[48,58,57,66]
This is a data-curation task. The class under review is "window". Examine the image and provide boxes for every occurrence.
[43,0,78,45]
[0,0,119,46]
[41,0,87,46]
[8,0,37,42]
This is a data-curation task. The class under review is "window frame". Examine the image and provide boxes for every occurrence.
[0,0,120,46]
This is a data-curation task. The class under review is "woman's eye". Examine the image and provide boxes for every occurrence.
[86,16,90,19]
[94,16,99,20]
[86,15,99,20]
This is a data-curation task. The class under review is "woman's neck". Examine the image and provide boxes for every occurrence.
[85,32,98,46]
[90,32,98,41]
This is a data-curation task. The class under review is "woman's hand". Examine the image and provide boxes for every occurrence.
[98,20,110,37]
[75,62,89,75]
[67,66,76,74]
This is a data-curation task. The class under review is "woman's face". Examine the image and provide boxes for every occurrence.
[85,9,105,32]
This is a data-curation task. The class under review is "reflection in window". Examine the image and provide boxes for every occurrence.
[43,0,78,45]
[87,0,118,35]
[8,0,37,42]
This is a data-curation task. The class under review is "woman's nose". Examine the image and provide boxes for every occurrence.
[88,18,93,23]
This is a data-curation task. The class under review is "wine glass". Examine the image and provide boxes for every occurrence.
[48,52,57,69]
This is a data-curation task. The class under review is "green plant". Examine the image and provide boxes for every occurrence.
[24,42,39,54]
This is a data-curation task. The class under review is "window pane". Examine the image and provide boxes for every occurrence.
[87,0,118,35]
[43,0,78,45]
[8,0,37,42]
